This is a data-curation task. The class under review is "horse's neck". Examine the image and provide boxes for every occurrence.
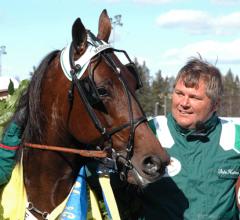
[23,149,81,215]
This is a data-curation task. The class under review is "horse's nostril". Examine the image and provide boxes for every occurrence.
[144,158,159,172]
[142,155,162,176]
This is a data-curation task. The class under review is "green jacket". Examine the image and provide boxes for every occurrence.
[137,113,240,220]
[0,122,21,185]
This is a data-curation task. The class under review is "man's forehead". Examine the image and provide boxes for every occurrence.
[175,78,207,93]
[177,76,207,88]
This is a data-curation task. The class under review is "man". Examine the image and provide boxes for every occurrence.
[0,106,26,185]
[137,58,240,219]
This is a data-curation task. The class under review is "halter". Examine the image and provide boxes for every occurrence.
[61,30,147,180]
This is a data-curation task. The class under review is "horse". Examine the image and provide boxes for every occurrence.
[12,9,169,219]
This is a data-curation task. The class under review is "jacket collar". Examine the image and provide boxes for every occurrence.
[168,112,219,140]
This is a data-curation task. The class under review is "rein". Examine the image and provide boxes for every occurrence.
[23,142,108,158]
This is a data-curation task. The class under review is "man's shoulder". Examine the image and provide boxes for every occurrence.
[148,116,174,148]
[219,118,240,154]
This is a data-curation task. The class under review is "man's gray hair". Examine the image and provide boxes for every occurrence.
[174,58,223,104]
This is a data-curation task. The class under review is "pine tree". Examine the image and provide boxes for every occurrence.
[7,79,15,95]
[134,59,153,116]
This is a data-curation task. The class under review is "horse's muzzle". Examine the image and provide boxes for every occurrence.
[128,154,170,187]
[142,155,165,177]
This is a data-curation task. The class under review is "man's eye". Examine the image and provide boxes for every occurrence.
[175,91,183,96]
[191,96,202,100]
[97,87,109,97]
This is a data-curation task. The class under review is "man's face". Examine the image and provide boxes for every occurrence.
[171,78,217,129]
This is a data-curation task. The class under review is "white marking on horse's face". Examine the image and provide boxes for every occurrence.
[130,168,151,187]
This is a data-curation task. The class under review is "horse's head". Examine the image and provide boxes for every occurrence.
[59,9,170,187]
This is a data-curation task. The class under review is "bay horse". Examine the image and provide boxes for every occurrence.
[14,9,169,219]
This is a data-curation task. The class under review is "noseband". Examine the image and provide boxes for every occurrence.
[65,31,147,179]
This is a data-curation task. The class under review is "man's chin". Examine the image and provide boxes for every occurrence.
[175,118,194,129]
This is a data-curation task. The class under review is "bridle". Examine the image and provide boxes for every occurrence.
[67,31,147,180]
[25,31,147,179]
[23,31,148,219]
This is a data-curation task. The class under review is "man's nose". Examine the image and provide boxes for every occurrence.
[180,96,190,107]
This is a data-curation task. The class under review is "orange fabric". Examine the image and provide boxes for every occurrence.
[236,177,240,209]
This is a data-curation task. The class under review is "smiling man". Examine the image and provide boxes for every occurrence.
[172,71,218,130]
[136,58,240,220]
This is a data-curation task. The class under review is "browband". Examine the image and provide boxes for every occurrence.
[60,34,113,81]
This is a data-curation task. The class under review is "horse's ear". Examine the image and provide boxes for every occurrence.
[97,9,111,42]
[72,18,87,52]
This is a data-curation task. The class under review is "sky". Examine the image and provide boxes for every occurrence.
[1,0,240,81]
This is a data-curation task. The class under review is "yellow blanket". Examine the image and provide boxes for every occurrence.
[0,159,69,220]
[0,160,27,220]
[0,161,120,220]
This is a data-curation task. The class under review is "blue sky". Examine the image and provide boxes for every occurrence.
[1,0,240,80]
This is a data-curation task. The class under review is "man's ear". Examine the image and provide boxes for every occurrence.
[211,98,220,112]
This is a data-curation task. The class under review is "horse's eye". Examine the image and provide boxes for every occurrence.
[97,87,108,97]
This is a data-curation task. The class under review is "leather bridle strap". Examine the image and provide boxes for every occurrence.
[108,116,147,137]
[70,65,110,140]
[69,41,113,142]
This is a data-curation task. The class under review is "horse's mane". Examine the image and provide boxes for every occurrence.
[16,50,60,144]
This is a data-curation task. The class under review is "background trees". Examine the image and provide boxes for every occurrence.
[1,58,240,137]
[218,69,240,117]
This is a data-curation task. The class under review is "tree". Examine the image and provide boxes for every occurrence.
[219,69,240,117]
[134,58,174,117]
[0,80,29,137]
[7,79,15,95]
[151,72,175,116]
[135,59,153,116]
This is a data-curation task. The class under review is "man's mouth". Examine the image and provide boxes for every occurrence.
[178,109,193,115]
